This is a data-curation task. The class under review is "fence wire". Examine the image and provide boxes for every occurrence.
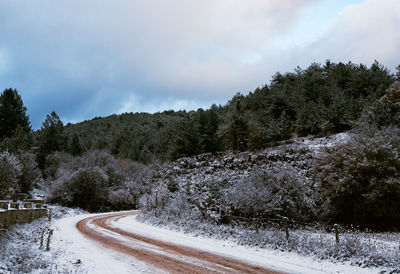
[226,213,333,232]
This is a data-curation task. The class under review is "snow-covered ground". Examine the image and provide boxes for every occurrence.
[0,207,159,273]
[113,213,383,274]
[0,206,395,273]
[48,212,160,273]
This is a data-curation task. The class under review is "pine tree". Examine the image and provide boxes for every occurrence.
[221,96,249,151]
[197,106,220,153]
[171,118,202,159]
[0,126,33,153]
[36,111,66,170]
[0,88,31,140]
[69,133,83,156]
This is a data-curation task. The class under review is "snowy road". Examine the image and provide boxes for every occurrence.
[57,210,381,274]
[76,211,278,273]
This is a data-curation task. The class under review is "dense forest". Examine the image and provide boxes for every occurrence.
[55,60,397,164]
[1,60,399,230]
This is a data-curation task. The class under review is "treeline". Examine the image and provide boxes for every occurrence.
[62,61,398,163]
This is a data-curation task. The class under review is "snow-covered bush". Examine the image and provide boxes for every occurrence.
[80,149,115,169]
[141,167,316,227]
[315,126,400,229]
[141,183,172,212]
[380,81,400,116]
[228,168,316,221]
[45,150,151,211]
[0,151,22,198]
[16,152,41,193]
[140,182,203,226]
[108,187,135,210]
[358,81,400,129]
[44,151,75,180]
[49,167,109,211]
[108,180,147,210]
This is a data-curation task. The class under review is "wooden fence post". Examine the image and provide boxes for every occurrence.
[334,224,339,244]
[283,217,289,241]
[253,218,259,233]
[229,212,234,228]
[46,229,53,251]
[39,228,45,249]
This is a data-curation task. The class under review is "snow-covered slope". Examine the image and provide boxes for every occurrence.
[151,132,351,191]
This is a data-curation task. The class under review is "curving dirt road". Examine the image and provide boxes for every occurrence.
[76,211,281,274]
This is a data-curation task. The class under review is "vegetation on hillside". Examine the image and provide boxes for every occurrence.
[0,61,399,232]
[61,61,396,163]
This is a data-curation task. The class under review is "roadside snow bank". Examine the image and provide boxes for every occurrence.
[115,214,380,274]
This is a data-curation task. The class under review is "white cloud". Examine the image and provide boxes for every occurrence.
[117,93,212,115]
[307,0,400,69]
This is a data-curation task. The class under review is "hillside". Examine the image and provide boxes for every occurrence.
[138,132,400,269]
[61,61,396,163]
[64,111,188,163]
[142,132,351,225]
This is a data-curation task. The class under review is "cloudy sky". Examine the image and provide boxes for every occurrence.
[0,0,399,128]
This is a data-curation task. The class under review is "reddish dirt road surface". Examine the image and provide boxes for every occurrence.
[76,211,282,274]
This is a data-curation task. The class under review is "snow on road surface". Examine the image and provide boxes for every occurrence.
[76,211,277,273]
[111,212,380,274]
[51,212,160,273]
[47,210,384,273]
[49,210,381,274]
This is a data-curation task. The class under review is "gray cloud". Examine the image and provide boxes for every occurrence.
[2,0,398,129]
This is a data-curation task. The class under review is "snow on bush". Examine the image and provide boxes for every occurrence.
[44,150,151,212]
[16,151,42,194]
[316,126,400,229]
[0,151,22,199]
[228,168,316,221]
[141,137,321,226]
[50,167,109,211]
[0,151,42,197]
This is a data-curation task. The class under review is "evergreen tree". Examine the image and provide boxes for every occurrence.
[0,88,31,140]
[221,96,249,151]
[69,133,83,156]
[171,118,202,159]
[36,111,66,170]
[0,126,33,153]
[16,152,41,194]
[197,105,220,153]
